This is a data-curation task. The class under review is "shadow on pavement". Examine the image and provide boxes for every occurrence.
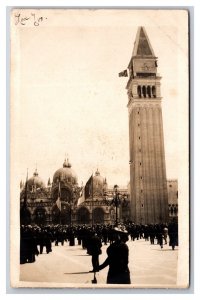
[151,248,178,251]
[73,254,89,256]
[64,271,90,274]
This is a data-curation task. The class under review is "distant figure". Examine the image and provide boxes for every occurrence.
[149,224,156,245]
[168,219,178,250]
[156,224,164,249]
[163,225,168,245]
[95,227,131,284]
[39,228,52,254]
[88,231,102,272]
[69,227,75,246]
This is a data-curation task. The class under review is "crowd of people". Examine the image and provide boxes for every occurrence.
[20,222,178,269]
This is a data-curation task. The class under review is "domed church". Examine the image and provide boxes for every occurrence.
[20,159,131,226]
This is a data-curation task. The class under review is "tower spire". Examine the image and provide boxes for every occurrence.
[126,27,158,86]
[132,27,156,57]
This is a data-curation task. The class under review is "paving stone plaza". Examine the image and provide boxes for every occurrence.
[20,237,178,288]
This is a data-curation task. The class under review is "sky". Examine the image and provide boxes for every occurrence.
[11,9,189,188]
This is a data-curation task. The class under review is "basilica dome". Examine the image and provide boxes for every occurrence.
[53,159,78,185]
[93,169,104,185]
[27,169,46,190]
[92,169,107,196]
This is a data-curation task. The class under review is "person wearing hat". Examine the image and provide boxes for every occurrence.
[88,231,102,272]
[94,226,131,284]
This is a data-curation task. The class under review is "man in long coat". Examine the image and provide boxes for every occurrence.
[88,231,102,272]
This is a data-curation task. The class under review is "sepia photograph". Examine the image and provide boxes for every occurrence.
[10,8,189,289]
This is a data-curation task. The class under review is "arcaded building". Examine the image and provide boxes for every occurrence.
[167,179,178,220]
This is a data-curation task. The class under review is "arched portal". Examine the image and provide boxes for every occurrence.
[34,207,46,225]
[20,207,31,225]
[93,207,105,224]
[77,207,90,224]
[52,202,71,225]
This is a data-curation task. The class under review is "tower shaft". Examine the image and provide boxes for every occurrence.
[127,27,168,224]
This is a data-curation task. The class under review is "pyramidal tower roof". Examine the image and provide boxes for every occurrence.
[132,27,156,57]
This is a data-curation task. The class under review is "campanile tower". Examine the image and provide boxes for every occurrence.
[127,27,168,224]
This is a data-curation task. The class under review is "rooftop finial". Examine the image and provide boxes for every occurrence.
[33,162,38,176]
[95,168,100,176]
[26,168,28,181]
[63,157,71,168]
[33,168,38,177]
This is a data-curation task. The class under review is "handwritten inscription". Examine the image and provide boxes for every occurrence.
[15,13,47,26]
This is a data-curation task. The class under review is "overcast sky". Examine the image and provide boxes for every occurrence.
[11,9,188,188]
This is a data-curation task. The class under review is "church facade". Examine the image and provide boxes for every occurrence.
[20,159,131,226]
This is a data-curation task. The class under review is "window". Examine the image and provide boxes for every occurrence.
[137,86,141,98]
[142,86,146,98]
[152,86,156,98]
[147,85,151,98]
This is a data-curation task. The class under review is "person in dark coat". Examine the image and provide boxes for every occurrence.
[88,232,102,272]
[149,224,156,245]
[156,224,164,249]
[20,225,39,264]
[168,219,178,250]
[68,227,75,246]
[95,227,131,284]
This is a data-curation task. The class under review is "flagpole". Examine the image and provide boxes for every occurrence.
[59,178,61,225]
[24,168,28,208]
[21,169,28,225]
[91,174,93,227]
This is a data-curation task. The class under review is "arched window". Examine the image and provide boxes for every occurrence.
[142,86,146,98]
[174,206,177,215]
[152,86,156,98]
[147,86,151,98]
[137,86,141,98]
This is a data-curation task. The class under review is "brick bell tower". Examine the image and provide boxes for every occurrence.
[126,27,168,224]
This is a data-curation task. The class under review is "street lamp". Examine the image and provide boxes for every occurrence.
[111,185,121,226]
[70,187,76,226]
